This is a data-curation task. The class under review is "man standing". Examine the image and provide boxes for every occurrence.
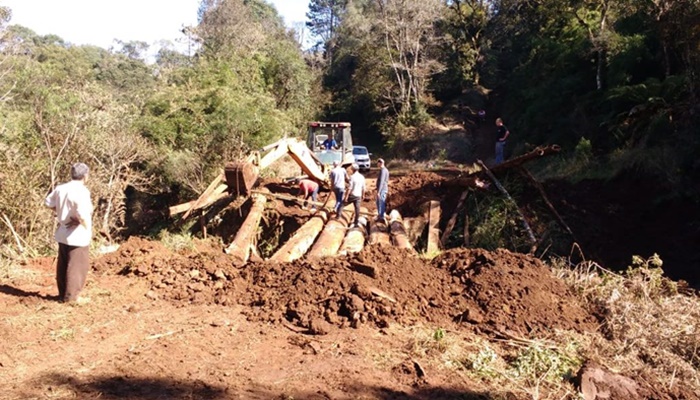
[375,158,389,223]
[329,161,347,218]
[45,163,94,303]
[345,163,365,228]
[495,117,510,165]
[298,178,320,211]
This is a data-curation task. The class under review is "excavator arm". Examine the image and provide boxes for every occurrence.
[171,138,328,217]
[225,138,327,197]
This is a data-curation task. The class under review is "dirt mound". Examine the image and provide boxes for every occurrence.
[385,172,453,218]
[433,248,598,334]
[94,237,596,336]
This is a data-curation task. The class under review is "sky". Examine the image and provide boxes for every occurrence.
[1,0,310,50]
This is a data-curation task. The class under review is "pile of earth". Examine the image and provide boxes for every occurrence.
[94,237,597,336]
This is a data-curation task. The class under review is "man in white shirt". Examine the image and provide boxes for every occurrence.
[45,163,94,303]
[344,163,365,227]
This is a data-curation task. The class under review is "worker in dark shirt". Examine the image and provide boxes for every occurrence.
[495,117,510,165]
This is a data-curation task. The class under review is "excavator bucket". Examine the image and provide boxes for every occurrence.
[225,161,259,196]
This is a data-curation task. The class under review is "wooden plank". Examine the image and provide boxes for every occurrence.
[426,200,441,255]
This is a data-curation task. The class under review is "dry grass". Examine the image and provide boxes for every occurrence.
[553,254,700,391]
[405,325,584,399]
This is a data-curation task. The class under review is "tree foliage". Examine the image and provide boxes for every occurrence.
[0,0,316,255]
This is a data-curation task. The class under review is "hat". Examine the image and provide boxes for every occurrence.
[352,163,359,171]
[332,161,339,167]
[377,158,385,165]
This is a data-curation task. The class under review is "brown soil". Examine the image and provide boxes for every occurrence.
[92,236,597,338]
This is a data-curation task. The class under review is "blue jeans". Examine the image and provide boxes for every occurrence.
[495,141,506,164]
[333,187,345,214]
[303,186,319,208]
[376,191,387,220]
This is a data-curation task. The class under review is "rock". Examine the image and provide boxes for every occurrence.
[214,269,226,280]
[349,294,365,313]
[145,290,158,300]
[576,361,642,400]
[309,318,332,335]
[455,306,484,324]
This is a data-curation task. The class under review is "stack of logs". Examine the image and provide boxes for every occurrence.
[223,193,434,266]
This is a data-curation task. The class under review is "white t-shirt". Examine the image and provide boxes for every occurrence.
[348,172,365,198]
[45,180,93,247]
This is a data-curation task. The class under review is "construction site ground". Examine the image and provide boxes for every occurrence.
[2,164,698,399]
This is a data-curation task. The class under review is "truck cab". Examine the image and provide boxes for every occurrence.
[307,122,355,167]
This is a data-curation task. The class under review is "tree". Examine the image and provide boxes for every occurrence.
[306,0,348,60]
[374,0,445,119]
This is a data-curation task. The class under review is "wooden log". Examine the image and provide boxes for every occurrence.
[269,210,328,263]
[491,144,561,173]
[388,210,414,251]
[368,218,392,247]
[478,159,537,252]
[169,183,228,216]
[338,209,368,256]
[426,200,441,255]
[182,173,225,219]
[307,207,354,258]
[224,191,267,265]
[440,190,469,247]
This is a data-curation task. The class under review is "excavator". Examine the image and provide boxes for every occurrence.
[169,122,355,218]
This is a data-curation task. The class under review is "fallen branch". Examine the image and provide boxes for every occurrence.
[440,190,469,246]
[477,160,537,252]
[1,213,25,255]
[517,167,576,240]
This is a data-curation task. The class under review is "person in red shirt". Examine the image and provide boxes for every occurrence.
[298,179,320,211]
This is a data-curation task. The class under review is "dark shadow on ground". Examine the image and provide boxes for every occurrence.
[31,373,510,400]
[274,384,506,400]
[35,373,228,400]
[0,284,57,301]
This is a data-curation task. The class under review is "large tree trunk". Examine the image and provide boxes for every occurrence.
[307,207,353,258]
[269,211,328,263]
[225,191,267,265]
[388,210,414,251]
[338,207,368,255]
[368,219,392,247]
